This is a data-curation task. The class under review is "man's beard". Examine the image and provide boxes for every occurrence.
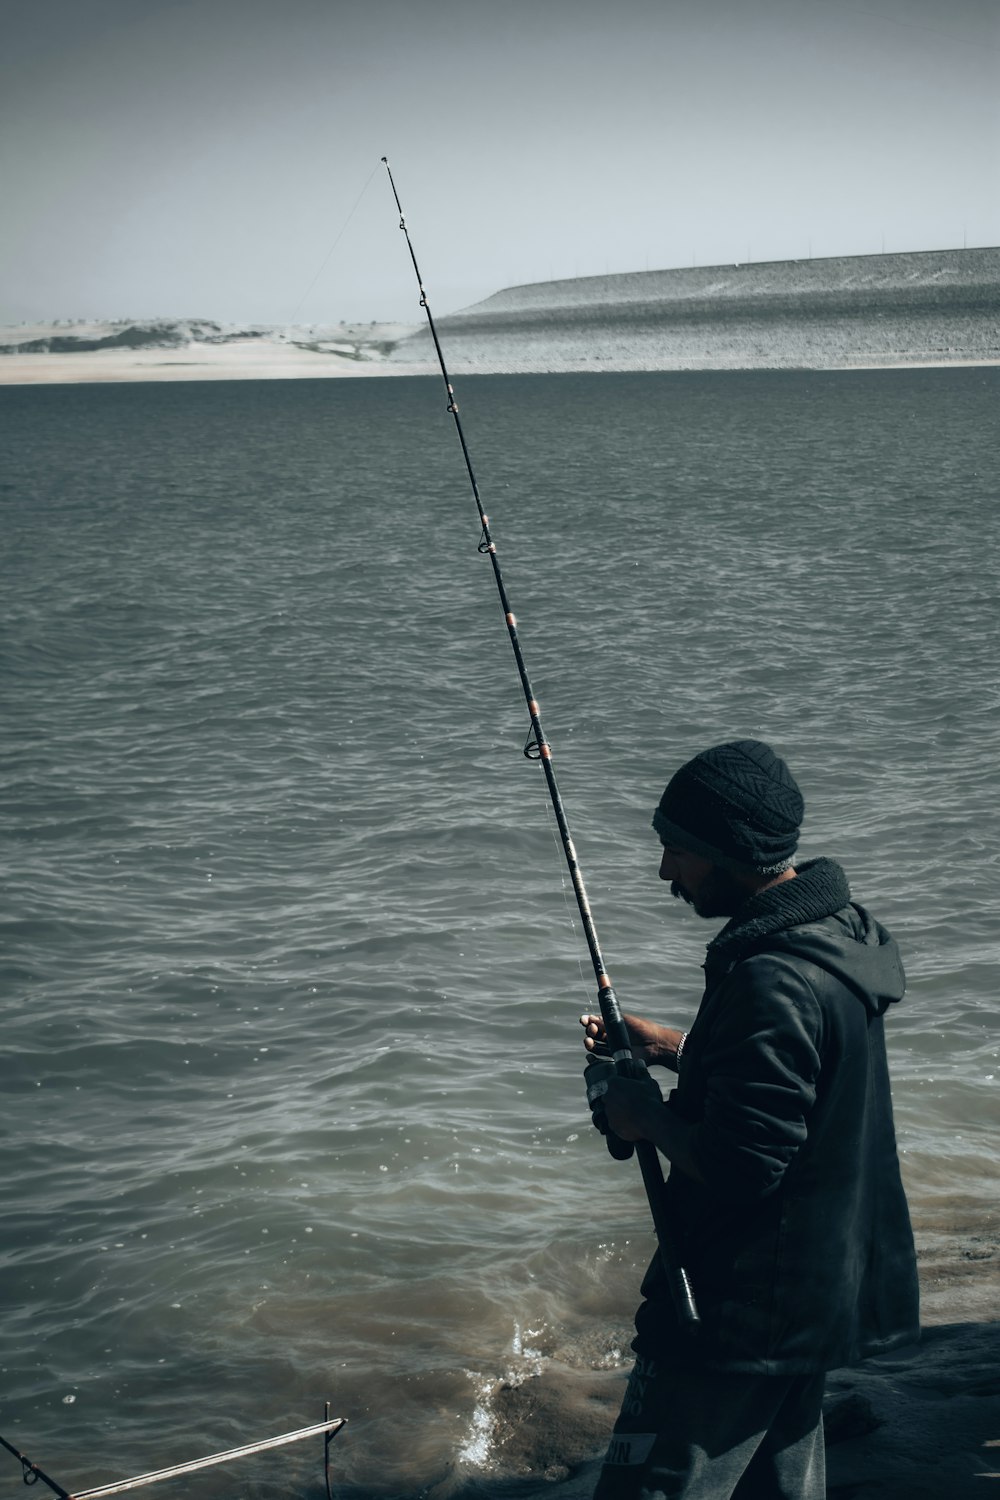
[672,869,748,920]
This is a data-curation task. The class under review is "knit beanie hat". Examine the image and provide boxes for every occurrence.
[652,740,803,874]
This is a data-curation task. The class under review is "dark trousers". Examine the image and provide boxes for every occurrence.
[592,1354,826,1500]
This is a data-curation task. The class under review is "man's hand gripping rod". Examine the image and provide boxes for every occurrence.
[381,156,698,1333]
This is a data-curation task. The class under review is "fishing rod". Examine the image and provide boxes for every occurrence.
[381,157,698,1333]
[0,1417,346,1500]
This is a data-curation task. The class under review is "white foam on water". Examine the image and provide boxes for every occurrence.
[458,1321,548,1468]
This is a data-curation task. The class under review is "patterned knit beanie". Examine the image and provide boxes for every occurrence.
[652,740,804,874]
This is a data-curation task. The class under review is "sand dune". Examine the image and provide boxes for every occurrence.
[0,319,428,384]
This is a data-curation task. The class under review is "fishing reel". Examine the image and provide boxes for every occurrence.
[584,1056,660,1162]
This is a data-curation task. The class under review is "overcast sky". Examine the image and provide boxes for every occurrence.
[1,0,997,326]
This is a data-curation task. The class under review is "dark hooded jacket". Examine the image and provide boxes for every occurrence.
[636,858,919,1374]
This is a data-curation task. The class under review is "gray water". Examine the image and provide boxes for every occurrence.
[1,369,998,1499]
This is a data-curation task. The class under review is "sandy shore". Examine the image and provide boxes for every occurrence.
[0,341,438,385]
[0,344,996,386]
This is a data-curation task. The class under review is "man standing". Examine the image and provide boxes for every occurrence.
[582,740,918,1500]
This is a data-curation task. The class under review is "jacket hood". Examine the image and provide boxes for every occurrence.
[706,857,905,1016]
[760,901,905,1016]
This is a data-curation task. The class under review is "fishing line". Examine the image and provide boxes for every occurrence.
[381,156,698,1331]
[288,163,381,325]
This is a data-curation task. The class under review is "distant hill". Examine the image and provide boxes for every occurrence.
[389,247,1000,371]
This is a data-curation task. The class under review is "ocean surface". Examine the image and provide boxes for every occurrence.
[1,369,998,1500]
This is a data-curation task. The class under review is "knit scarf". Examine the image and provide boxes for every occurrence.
[703,857,852,985]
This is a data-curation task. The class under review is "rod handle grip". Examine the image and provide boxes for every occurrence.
[668,1264,701,1331]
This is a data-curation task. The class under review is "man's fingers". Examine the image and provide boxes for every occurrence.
[580,1014,611,1057]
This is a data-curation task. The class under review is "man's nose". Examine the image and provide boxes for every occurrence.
[658,851,675,882]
